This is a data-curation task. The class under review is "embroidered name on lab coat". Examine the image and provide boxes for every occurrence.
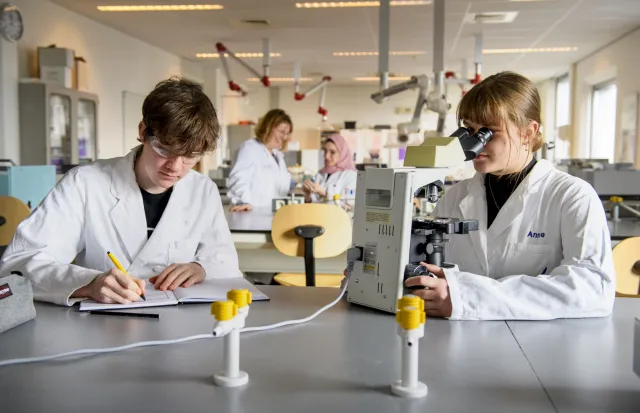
[527,231,545,238]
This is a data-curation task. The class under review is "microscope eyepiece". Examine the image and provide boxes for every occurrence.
[451,126,494,161]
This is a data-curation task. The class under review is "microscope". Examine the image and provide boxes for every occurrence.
[346,126,493,313]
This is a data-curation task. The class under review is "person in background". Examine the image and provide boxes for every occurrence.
[303,133,357,208]
[0,77,240,306]
[404,71,615,320]
[227,109,293,212]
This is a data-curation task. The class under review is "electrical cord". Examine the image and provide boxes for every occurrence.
[0,279,350,368]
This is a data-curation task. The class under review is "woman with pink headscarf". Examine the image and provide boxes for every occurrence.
[303,133,357,207]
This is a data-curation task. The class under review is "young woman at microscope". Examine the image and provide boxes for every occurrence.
[404,71,615,320]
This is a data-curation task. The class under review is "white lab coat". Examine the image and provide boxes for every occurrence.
[310,170,358,205]
[227,138,291,207]
[433,159,615,321]
[0,148,241,306]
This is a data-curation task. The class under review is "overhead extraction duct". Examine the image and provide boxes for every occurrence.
[378,0,390,89]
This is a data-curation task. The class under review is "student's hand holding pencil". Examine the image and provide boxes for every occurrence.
[72,268,146,304]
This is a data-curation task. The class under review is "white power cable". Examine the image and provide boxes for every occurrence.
[0,281,348,368]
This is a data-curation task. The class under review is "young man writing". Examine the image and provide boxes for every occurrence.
[0,77,240,306]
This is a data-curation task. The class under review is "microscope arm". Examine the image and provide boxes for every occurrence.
[370,75,430,104]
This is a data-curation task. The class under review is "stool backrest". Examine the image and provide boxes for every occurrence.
[0,196,31,246]
[271,204,352,258]
[612,236,640,297]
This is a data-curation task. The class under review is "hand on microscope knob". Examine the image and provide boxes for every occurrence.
[404,263,452,318]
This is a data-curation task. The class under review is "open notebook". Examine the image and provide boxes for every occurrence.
[79,278,269,311]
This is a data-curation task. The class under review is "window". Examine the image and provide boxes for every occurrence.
[590,81,617,162]
[554,75,570,161]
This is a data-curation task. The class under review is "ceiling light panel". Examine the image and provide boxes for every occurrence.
[483,47,578,54]
[196,53,282,58]
[296,1,430,8]
[248,77,313,82]
[354,76,412,81]
[97,4,224,11]
[333,51,425,56]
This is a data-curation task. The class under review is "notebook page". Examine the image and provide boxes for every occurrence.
[173,278,269,303]
[78,288,179,311]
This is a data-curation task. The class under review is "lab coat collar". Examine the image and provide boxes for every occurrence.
[457,158,554,272]
[458,176,489,274]
[108,146,191,266]
[109,148,147,264]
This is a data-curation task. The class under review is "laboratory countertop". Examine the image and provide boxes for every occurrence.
[608,218,640,240]
[1,287,639,413]
[224,207,640,243]
[507,298,640,413]
[224,207,274,233]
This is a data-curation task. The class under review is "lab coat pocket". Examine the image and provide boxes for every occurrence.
[504,243,555,277]
[168,240,199,265]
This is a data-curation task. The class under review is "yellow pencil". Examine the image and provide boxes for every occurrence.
[107,251,146,301]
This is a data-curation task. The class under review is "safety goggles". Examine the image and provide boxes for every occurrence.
[147,136,203,165]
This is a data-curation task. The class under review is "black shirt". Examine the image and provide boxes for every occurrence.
[485,158,537,228]
[140,187,173,238]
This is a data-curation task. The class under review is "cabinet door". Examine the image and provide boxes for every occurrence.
[78,98,97,163]
[49,94,72,173]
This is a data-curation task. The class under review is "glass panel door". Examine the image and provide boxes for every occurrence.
[78,99,97,163]
[590,81,617,163]
[49,94,71,173]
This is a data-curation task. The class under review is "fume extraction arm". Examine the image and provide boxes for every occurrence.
[216,39,272,96]
[293,62,332,119]
[371,0,484,136]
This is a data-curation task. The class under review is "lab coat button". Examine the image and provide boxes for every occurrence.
[153,265,164,273]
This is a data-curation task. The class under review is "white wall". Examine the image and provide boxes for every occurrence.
[572,27,640,165]
[6,0,205,160]
[0,38,19,162]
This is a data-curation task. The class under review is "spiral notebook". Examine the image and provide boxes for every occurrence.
[79,277,269,311]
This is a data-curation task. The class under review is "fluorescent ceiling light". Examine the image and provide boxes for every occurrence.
[509,0,551,2]
[334,51,425,56]
[354,76,412,81]
[248,77,313,82]
[196,53,282,58]
[296,1,430,8]
[97,4,223,11]
[483,47,577,54]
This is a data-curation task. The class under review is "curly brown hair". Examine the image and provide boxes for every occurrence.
[142,77,219,156]
[255,109,293,150]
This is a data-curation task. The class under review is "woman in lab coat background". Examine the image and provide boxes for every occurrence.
[0,77,240,306]
[405,71,615,320]
[227,109,293,211]
[303,133,357,207]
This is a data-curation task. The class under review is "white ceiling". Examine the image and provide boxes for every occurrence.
[50,0,640,84]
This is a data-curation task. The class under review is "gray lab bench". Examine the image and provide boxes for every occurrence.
[224,207,274,234]
[608,218,640,241]
[0,287,545,413]
[507,298,640,413]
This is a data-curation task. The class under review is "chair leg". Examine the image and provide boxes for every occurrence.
[303,237,316,287]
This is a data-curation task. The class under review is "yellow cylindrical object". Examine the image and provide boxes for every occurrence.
[227,289,252,308]
[610,196,623,204]
[398,295,424,313]
[210,300,237,321]
[396,306,424,330]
